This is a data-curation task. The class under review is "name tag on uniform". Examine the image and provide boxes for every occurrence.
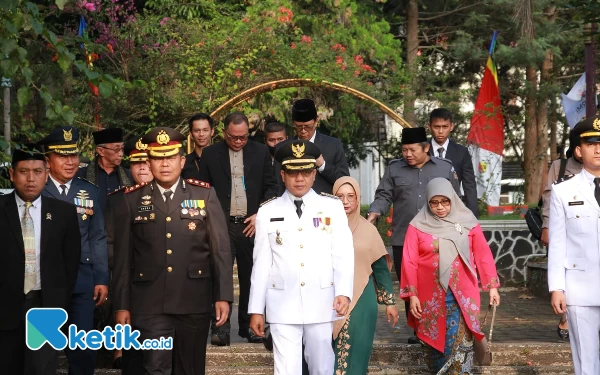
[270,217,284,222]
[138,205,154,212]
[568,201,584,206]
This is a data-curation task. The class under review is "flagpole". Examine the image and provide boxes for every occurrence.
[585,23,597,118]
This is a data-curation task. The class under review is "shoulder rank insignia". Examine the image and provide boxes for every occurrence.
[320,192,340,200]
[77,176,98,187]
[125,182,147,193]
[108,186,127,196]
[553,174,575,185]
[186,179,210,188]
[260,196,277,207]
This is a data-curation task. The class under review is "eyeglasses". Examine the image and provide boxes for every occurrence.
[429,199,451,208]
[336,194,357,203]
[225,132,249,142]
[99,145,124,153]
[294,123,316,132]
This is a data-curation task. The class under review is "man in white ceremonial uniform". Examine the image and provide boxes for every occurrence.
[549,115,600,375]
[248,139,354,375]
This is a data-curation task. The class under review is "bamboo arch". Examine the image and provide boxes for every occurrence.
[187,78,411,153]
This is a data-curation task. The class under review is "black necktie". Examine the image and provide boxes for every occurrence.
[60,184,67,198]
[294,199,303,218]
[594,178,600,207]
[164,190,173,211]
[437,147,445,158]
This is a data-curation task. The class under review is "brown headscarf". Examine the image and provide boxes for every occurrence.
[409,177,479,292]
[332,176,392,339]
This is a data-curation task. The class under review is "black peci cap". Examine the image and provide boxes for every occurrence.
[12,144,46,167]
[93,128,124,145]
[401,127,427,145]
[291,99,318,123]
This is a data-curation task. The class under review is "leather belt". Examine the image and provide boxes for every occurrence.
[230,216,246,224]
[24,290,42,300]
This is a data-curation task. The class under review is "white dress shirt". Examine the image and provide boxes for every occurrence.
[432,138,450,159]
[49,174,73,197]
[156,179,179,201]
[15,194,42,290]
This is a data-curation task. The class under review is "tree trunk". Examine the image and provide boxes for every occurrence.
[404,0,418,126]
[3,84,10,155]
[523,66,539,203]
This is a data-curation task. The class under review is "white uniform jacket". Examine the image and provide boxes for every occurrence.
[548,170,600,306]
[248,189,355,324]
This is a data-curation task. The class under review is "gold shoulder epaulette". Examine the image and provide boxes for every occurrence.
[553,174,575,185]
[320,192,340,200]
[125,182,147,193]
[186,179,210,188]
[260,196,277,207]
[108,186,126,196]
[77,176,98,187]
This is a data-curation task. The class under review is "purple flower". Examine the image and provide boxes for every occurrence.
[84,2,96,11]
[160,17,170,26]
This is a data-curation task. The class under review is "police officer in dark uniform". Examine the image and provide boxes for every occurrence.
[38,126,109,375]
[112,127,233,374]
[367,126,459,344]
[106,136,152,372]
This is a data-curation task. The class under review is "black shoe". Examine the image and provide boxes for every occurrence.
[240,328,264,343]
[112,356,123,369]
[557,317,569,340]
[407,335,420,344]
[211,332,230,346]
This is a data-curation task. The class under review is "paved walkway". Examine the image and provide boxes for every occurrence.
[373,285,563,345]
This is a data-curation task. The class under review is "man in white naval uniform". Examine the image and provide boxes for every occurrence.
[248,139,354,375]
[549,115,600,375]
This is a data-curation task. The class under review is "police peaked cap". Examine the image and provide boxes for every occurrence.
[141,127,186,158]
[573,115,600,144]
[124,136,149,162]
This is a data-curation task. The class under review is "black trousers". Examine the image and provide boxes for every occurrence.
[212,220,254,336]
[132,312,211,375]
[0,290,58,375]
[392,245,410,319]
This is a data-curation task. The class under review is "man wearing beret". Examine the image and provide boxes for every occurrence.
[112,127,233,374]
[38,126,109,375]
[105,136,153,371]
[549,115,600,375]
[249,139,354,375]
[77,128,131,213]
[367,127,459,344]
[0,147,81,374]
[291,99,350,194]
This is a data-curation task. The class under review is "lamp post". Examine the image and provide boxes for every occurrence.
[585,23,597,118]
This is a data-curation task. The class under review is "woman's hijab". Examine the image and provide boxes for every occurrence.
[409,177,479,292]
[332,176,392,338]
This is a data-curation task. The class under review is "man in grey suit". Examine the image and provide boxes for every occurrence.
[427,108,479,217]
[291,99,349,194]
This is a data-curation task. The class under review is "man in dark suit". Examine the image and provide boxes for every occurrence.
[427,108,479,217]
[0,147,81,375]
[291,99,350,194]
[38,126,109,375]
[182,113,215,179]
[112,127,233,374]
[198,112,278,345]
